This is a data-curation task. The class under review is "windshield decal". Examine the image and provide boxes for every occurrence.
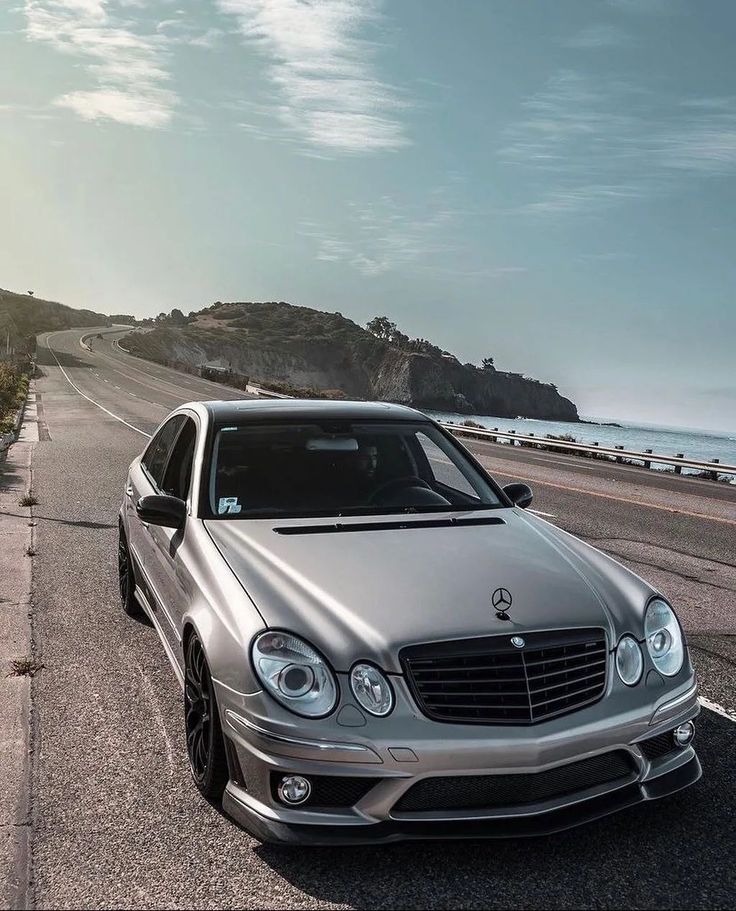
[218,496,242,515]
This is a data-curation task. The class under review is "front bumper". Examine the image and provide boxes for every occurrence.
[215,674,701,844]
[223,754,701,844]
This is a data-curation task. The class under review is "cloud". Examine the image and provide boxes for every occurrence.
[301,194,460,275]
[501,72,736,216]
[517,185,642,216]
[301,193,524,279]
[216,0,409,154]
[563,24,633,49]
[657,100,736,174]
[24,0,177,128]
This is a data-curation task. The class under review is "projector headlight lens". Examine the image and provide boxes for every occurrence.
[350,663,394,716]
[645,599,684,676]
[616,635,644,686]
[251,631,338,718]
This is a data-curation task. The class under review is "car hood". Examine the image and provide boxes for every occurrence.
[205,510,654,673]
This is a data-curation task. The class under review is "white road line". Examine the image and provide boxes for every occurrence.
[529,508,557,518]
[700,696,736,722]
[46,335,151,438]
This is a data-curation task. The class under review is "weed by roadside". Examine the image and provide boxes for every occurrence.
[19,493,38,507]
[7,656,43,678]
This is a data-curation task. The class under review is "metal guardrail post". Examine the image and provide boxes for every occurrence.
[644,449,652,470]
[711,458,720,482]
[615,444,624,463]
[675,454,684,475]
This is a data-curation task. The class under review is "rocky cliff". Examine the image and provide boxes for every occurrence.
[124,301,579,422]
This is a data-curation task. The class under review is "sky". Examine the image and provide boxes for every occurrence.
[1,0,735,433]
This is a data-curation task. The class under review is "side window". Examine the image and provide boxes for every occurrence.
[142,416,185,489]
[414,430,478,498]
[161,418,197,501]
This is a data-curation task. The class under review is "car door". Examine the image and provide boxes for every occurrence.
[126,414,186,648]
[144,415,199,661]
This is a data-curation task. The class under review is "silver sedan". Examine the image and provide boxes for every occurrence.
[118,399,700,843]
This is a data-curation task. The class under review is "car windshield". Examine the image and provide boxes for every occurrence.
[207,420,503,519]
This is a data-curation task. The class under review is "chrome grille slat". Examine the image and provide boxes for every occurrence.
[402,629,608,725]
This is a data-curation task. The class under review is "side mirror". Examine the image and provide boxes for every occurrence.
[503,482,533,509]
[136,494,187,528]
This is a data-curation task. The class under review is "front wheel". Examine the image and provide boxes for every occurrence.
[184,634,228,800]
[118,527,142,617]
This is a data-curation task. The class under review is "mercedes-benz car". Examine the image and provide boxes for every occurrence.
[118,399,700,843]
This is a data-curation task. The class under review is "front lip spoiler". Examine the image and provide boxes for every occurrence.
[222,754,702,845]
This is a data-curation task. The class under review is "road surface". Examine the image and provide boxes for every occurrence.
[6,327,735,909]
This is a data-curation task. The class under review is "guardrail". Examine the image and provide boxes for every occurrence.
[441,423,736,478]
[101,328,734,480]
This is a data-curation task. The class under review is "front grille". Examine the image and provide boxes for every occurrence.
[639,730,676,762]
[402,628,608,725]
[270,774,377,809]
[393,751,635,813]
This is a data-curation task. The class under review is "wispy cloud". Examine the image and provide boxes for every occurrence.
[501,71,736,216]
[657,99,736,174]
[24,0,177,127]
[302,196,455,275]
[217,0,409,154]
[301,193,524,279]
[563,24,633,49]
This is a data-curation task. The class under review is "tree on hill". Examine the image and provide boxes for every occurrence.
[481,356,495,370]
[366,316,396,340]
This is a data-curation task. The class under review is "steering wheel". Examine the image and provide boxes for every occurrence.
[368,475,431,505]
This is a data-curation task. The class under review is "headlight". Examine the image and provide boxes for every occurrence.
[645,598,684,676]
[251,631,338,718]
[349,663,394,717]
[616,635,643,686]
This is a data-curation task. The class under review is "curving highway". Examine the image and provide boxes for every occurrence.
[12,327,736,908]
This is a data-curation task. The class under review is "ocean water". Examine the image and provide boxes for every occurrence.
[425,410,736,470]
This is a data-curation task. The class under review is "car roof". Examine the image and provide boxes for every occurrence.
[200,398,432,424]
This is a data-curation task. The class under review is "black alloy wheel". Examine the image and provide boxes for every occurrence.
[184,634,228,799]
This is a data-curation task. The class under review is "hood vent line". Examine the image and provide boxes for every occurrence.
[273,516,506,536]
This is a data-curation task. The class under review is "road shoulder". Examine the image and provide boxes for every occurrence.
[0,393,39,910]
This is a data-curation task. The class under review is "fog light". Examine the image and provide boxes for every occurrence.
[673,721,695,747]
[277,775,311,805]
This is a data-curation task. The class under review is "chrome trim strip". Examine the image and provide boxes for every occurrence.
[224,710,371,753]
[650,683,698,723]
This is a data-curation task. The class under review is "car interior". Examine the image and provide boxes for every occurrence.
[210,422,488,516]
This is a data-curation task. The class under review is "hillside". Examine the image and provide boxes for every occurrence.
[125,301,579,421]
[0,288,112,352]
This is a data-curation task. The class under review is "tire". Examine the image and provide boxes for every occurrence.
[118,526,142,618]
[184,634,229,800]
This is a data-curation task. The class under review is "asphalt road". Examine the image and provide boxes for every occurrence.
[14,327,736,909]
